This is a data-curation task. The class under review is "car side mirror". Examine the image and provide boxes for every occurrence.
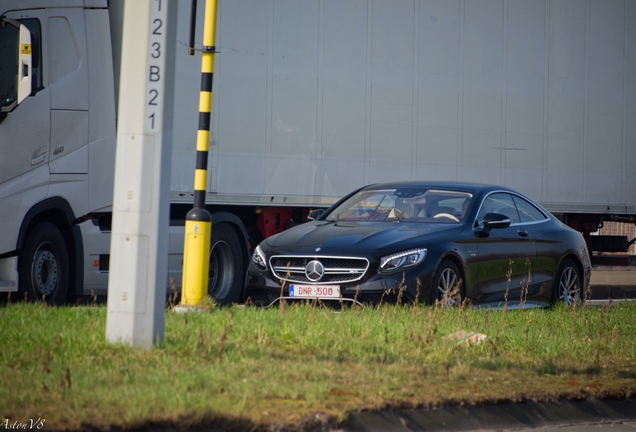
[473,213,511,237]
[307,209,324,221]
[483,213,511,229]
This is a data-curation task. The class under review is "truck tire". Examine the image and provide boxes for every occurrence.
[18,222,69,305]
[208,223,244,305]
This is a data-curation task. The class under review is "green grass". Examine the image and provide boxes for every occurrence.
[1,300,635,431]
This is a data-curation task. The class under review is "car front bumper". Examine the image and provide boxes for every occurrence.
[245,264,436,306]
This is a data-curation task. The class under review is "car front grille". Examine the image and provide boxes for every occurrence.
[270,255,369,284]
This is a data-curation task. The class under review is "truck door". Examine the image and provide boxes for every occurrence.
[1,7,90,184]
[0,11,48,186]
[0,10,49,255]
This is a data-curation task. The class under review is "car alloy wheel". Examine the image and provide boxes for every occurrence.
[432,260,463,307]
[555,259,582,306]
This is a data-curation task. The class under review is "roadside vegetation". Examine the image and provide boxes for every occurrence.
[1,299,635,431]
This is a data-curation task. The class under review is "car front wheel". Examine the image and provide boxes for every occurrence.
[431,260,464,306]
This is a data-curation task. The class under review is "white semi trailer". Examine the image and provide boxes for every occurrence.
[1,0,635,304]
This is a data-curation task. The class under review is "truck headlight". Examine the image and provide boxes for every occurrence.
[379,248,427,274]
[251,244,267,271]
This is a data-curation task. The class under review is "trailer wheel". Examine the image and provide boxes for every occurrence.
[208,223,244,305]
[18,222,69,305]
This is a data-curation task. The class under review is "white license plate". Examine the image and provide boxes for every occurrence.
[289,284,341,298]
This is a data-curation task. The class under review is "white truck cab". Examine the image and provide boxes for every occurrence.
[0,1,117,303]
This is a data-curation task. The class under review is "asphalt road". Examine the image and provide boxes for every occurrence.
[589,264,636,300]
[339,398,636,431]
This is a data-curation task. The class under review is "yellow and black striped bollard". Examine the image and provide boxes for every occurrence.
[181,0,218,306]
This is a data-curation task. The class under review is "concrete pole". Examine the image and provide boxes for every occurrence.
[106,0,177,350]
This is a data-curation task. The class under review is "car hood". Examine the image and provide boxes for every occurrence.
[264,220,464,255]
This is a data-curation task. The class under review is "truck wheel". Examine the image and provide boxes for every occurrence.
[208,223,244,305]
[552,259,583,306]
[18,222,69,305]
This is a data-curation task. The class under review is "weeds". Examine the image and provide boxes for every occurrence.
[167,278,178,308]
[595,306,605,366]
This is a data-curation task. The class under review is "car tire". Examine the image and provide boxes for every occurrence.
[431,259,464,306]
[18,222,69,305]
[552,258,583,306]
[208,223,244,305]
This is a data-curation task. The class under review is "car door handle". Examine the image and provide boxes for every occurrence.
[517,229,529,237]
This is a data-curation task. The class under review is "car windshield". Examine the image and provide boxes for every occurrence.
[325,187,473,223]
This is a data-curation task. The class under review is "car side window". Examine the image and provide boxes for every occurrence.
[477,193,520,224]
[513,195,547,222]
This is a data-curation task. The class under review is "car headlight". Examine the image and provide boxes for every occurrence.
[252,244,267,271]
[379,248,427,274]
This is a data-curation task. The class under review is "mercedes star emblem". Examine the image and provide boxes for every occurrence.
[305,260,324,282]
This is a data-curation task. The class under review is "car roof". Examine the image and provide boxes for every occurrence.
[359,181,516,195]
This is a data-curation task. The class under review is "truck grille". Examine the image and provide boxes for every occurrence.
[270,256,369,284]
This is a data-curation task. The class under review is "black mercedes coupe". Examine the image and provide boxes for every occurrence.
[246,182,591,308]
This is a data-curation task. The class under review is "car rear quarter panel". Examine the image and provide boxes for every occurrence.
[531,219,589,299]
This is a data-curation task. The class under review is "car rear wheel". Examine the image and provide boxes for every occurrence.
[18,222,69,305]
[431,260,464,306]
[552,259,583,306]
[208,223,244,305]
